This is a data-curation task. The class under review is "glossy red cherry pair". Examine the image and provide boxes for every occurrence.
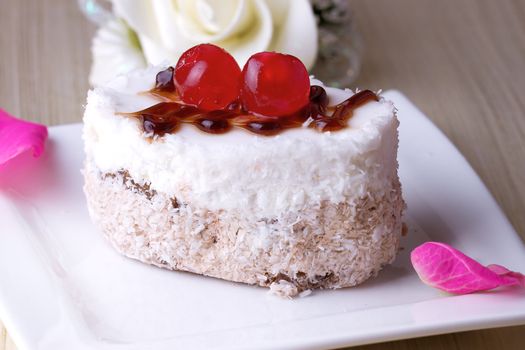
[174,44,310,117]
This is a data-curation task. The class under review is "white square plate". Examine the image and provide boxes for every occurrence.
[1,91,524,350]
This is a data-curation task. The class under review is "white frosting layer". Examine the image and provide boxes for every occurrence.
[83,66,399,219]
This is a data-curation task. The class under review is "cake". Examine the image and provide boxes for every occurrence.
[83,44,405,297]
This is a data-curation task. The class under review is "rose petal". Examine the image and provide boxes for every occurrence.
[89,19,147,86]
[487,264,525,287]
[0,108,48,168]
[411,242,524,294]
[269,0,318,70]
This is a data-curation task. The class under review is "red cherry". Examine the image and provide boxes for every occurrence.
[241,52,310,117]
[174,44,241,111]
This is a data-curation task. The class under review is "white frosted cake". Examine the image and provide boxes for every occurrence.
[83,46,404,297]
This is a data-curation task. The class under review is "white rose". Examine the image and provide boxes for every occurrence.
[90,0,318,85]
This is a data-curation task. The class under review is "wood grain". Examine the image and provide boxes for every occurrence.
[0,0,524,349]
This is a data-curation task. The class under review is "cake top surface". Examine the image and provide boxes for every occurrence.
[89,64,393,146]
[89,44,386,140]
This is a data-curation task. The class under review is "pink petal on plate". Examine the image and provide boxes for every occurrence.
[411,242,524,294]
[0,108,48,167]
[487,264,525,287]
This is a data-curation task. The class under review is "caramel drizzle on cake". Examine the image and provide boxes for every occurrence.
[121,67,379,136]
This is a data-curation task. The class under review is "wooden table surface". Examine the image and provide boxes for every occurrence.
[1,0,524,349]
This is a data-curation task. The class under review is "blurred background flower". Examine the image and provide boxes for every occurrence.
[80,0,361,87]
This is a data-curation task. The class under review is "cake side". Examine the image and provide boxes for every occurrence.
[83,159,404,297]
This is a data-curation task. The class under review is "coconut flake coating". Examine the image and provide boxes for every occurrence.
[84,161,404,297]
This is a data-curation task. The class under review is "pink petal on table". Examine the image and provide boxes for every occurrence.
[0,108,48,167]
[411,242,524,294]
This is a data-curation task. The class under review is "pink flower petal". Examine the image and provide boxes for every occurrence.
[0,108,48,167]
[487,264,525,287]
[411,242,524,294]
